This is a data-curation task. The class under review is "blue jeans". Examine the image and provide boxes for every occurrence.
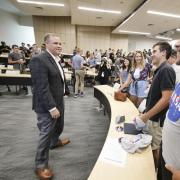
[129,80,148,98]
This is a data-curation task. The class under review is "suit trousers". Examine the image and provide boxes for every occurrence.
[35,107,64,169]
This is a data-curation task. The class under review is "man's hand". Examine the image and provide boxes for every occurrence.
[166,165,180,180]
[133,116,146,131]
[139,113,149,123]
[50,108,60,119]
[18,59,25,64]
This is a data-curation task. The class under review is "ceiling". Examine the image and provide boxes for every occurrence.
[1,0,180,40]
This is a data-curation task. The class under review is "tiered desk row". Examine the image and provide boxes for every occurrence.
[88,85,156,180]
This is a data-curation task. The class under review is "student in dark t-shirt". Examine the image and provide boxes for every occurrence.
[8,45,25,70]
[133,42,176,169]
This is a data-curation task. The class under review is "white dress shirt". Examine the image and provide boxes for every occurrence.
[46,49,65,112]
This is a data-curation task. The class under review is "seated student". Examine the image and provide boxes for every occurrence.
[8,45,26,70]
[19,42,28,57]
[88,53,96,68]
[119,51,152,107]
[31,44,41,57]
[8,45,28,93]
[0,41,11,54]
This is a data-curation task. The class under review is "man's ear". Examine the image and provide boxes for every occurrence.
[161,50,166,58]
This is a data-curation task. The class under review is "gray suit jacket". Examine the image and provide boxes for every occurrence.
[30,51,65,113]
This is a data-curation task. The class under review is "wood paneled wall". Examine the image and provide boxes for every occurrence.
[33,16,76,53]
[33,16,128,53]
[110,34,128,53]
[77,25,111,52]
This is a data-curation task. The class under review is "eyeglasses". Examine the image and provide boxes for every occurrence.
[175,45,180,48]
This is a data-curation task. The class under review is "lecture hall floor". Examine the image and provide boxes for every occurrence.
[0,86,110,180]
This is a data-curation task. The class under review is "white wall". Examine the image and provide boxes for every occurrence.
[128,35,159,52]
[0,10,35,47]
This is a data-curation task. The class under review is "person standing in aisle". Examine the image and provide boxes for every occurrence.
[72,48,85,98]
[30,33,70,180]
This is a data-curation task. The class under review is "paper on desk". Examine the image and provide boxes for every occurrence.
[99,137,127,166]
[113,83,120,92]
[6,70,20,75]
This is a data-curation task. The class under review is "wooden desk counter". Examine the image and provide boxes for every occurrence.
[88,85,156,180]
[86,70,97,77]
[0,73,32,86]
[0,72,71,85]
[0,73,31,78]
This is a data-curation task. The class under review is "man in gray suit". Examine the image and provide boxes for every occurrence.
[30,33,70,179]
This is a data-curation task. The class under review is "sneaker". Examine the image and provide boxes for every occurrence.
[80,92,84,97]
[95,107,104,111]
[74,94,79,98]
[26,93,32,97]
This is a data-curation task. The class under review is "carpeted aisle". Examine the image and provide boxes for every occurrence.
[0,86,110,180]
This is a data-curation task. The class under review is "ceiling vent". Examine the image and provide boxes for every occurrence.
[96,17,102,19]
[35,6,43,10]
[147,23,154,26]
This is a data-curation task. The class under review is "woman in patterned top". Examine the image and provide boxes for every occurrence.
[119,51,152,107]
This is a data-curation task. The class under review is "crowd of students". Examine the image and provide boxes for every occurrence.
[1,39,180,180]
[72,41,180,180]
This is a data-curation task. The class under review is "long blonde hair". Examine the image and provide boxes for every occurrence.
[131,51,145,70]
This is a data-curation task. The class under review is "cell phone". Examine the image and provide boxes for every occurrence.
[124,123,142,135]
[115,115,125,124]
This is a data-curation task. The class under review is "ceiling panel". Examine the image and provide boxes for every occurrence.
[2,0,180,39]
[10,0,70,16]
[112,0,180,38]
[71,0,145,26]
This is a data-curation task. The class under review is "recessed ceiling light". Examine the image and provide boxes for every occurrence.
[147,10,180,19]
[155,36,172,41]
[17,0,64,7]
[119,30,150,35]
[176,28,180,32]
[78,6,121,14]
